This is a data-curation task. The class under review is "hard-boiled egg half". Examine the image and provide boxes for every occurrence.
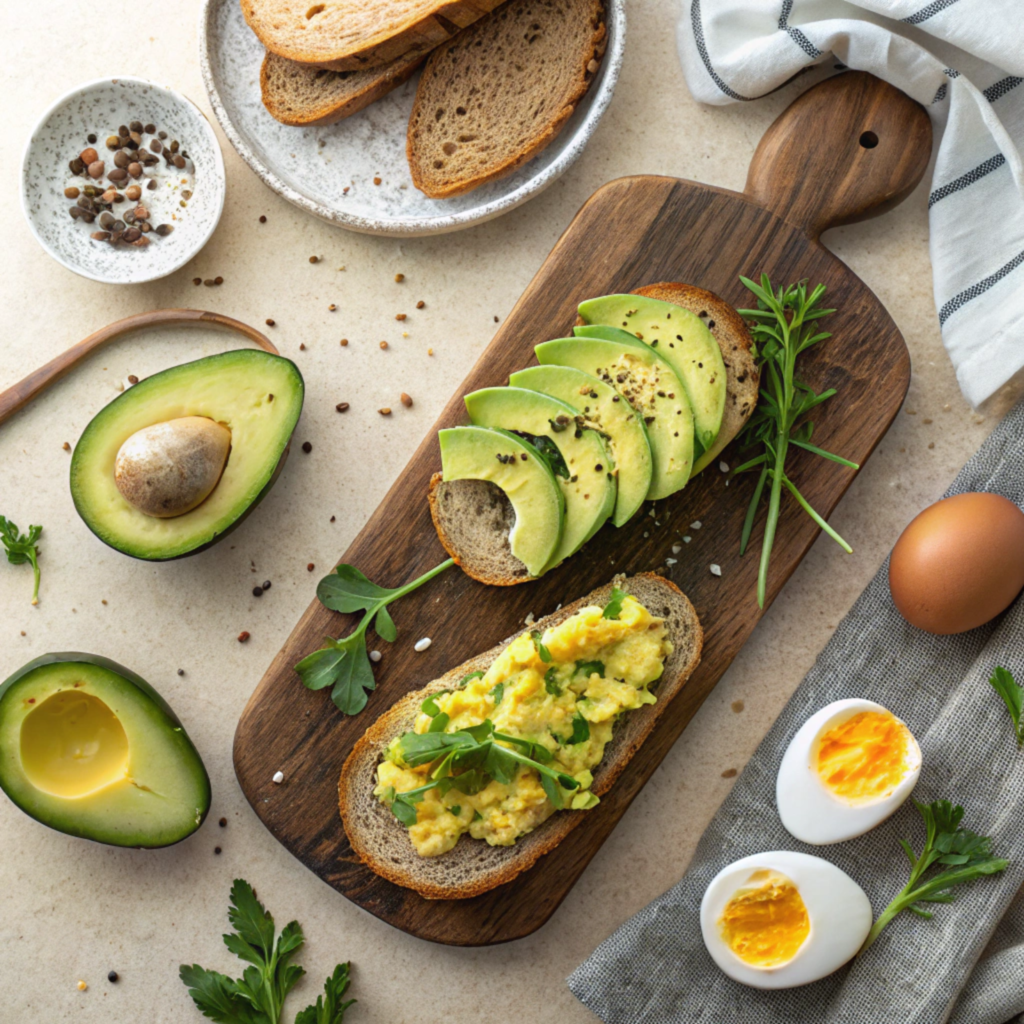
[700,851,871,989]
[776,698,921,845]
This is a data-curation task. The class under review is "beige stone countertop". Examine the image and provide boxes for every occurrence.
[0,1,1014,1021]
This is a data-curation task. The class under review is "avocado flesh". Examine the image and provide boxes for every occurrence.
[535,338,694,501]
[578,295,727,456]
[0,654,210,848]
[439,426,565,577]
[464,387,616,572]
[508,365,652,527]
[71,350,304,561]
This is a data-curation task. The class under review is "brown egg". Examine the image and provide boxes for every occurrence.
[889,492,1024,634]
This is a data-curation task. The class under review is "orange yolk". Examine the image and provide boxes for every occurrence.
[718,870,810,968]
[815,710,911,803]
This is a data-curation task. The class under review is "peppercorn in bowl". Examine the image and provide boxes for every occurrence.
[21,76,226,284]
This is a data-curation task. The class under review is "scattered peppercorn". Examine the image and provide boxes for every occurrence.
[307,563,315,572]
[373,176,382,185]
[301,441,312,453]
[416,300,425,309]
[328,304,336,311]
[177,668,184,676]
[395,313,407,321]
[265,318,275,326]
[721,768,738,779]
[379,407,392,415]
[63,441,71,451]
[299,343,306,351]
[253,586,263,597]
[214,846,222,855]
[336,402,350,412]
[309,255,319,264]
[193,278,201,286]
[379,341,388,350]
[401,393,413,407]
[394,273,405,282]
[330,515,336,522]
[262,580,271,590]
[238,631,250,643]
[259,215,267,223]
[340,338,348,346]
[107,972,118,983]
[219,817,227,827]
[127,374,139,384]
[204,279,216,286]
[494,316,499,323]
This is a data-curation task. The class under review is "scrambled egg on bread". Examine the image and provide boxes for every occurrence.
[375,596,672,857]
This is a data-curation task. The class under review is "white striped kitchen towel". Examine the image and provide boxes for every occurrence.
[678,0,1024,408]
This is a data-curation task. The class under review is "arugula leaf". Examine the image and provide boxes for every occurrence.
[569,713,590,744]
[544,667,562,696]
[575,660,605,679]
[0,516,42,605]
[602,587,626,620]
[459,670,485,688]
[296,558,453,716]
[180,880,351,1024]
[988,666,1024,747]
[860,800,1008,954]
[530,630,552,663]
[420,691,450,717]
[295,964,355,1024]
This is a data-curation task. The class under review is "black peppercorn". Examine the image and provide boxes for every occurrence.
[301,441,312,454]
[107,972,118,983]
[253,586,263,597]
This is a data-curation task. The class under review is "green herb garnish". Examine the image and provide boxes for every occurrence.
[511,431,570,479]
[449,805,461,816]
[575,660,605,678]
[531,630,552,662]
[0,516,42,606]
[569,712,590,744]
[489,682,505,706]
[179,879,354,1024]
[602,587,626,619]
[988,666,1024,747]
[295,559,453,716]
[459,670,485,688]
[733,276,859,608]
[860,800,1007,954]
[544,667,562,695]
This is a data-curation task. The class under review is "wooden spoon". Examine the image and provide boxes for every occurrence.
[0,308,278,428]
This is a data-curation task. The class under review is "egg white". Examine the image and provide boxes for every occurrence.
[776,698,921,846]
[700,850,872,989]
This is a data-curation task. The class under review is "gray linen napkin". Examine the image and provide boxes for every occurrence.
[569,401,1024,1024]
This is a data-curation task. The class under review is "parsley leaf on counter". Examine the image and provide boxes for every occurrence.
[859,800,1007,954]
[296,558,454,715]
[0,516,42,605]
[734,275,859,608]
[179,879,355,1024]
[988,666,1024,747]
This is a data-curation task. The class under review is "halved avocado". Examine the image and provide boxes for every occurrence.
[70,350,304,561]
[535,338,694,501]
[508,365,653,527]
[439,426,565,577]
[578,295,727,455]
[464,387,616,572]
[0,653,210,848]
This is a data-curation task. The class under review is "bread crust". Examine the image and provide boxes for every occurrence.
[242,0,503,73]
[407,0,608,199]
[260,50,425,127]
[338,573,702,899]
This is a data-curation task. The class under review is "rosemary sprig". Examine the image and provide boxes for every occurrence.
[734,275,859,607]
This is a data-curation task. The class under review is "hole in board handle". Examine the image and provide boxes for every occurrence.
[859,131,879,149]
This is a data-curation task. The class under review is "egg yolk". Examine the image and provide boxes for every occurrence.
[718,870,810,968]
[814,710,912,803]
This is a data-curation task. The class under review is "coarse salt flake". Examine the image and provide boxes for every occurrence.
[690,520,702,530]
[683,536,692,543]
[710,564,722,577]
[672,543,682,554]
[524,612,535,625]
[719,461,729,473]
[666,558,678,566]
[272,771,284,784]
[414,637,432,652]
[369,650,382,662]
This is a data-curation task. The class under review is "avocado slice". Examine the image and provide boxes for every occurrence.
[70,350,304,561]
[578,295,727,455]
[0,653,210,848]
[535,338,694,501]
[439,426,564,577]
[464,387,616,571]
[508,365,652,527]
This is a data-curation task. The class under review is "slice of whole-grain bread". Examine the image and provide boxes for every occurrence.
[629,283,758,475]
[242,0,503,73]
[338,572,702,899]
[406,0,607,199]
[260,49,425,127]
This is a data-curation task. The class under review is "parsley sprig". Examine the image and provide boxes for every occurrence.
[733,276,859,607]
[179,879,354,1024]
[0,515,42,605]
[988,666,1024,747]
[296,558,454,715]
[860,800,1007,954]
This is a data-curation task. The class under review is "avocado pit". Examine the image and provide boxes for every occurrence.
[114,416,231,518]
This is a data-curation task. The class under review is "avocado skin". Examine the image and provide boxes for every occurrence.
[75,443,292,563]
[0,652,212,848]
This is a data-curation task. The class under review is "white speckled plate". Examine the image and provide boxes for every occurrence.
[199,0,625,236]
[21,77,226,285]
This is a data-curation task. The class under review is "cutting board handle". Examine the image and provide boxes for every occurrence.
[744,71,932,241]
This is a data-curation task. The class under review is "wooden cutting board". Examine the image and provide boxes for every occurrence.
[234,72,929,945]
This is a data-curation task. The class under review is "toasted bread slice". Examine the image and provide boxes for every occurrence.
[407,0,607,199]
[629,283,758,474]
[260,49,425,127]
[338,573,702,899]
[242,0,503,73]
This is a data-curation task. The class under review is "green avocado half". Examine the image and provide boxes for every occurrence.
[70,349,304,561]
[0,653,210,848]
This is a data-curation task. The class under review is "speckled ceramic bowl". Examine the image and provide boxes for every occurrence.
[200,0,625,236]
[22,77,226,285]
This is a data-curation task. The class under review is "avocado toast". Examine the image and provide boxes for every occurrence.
[338,573,702,900]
